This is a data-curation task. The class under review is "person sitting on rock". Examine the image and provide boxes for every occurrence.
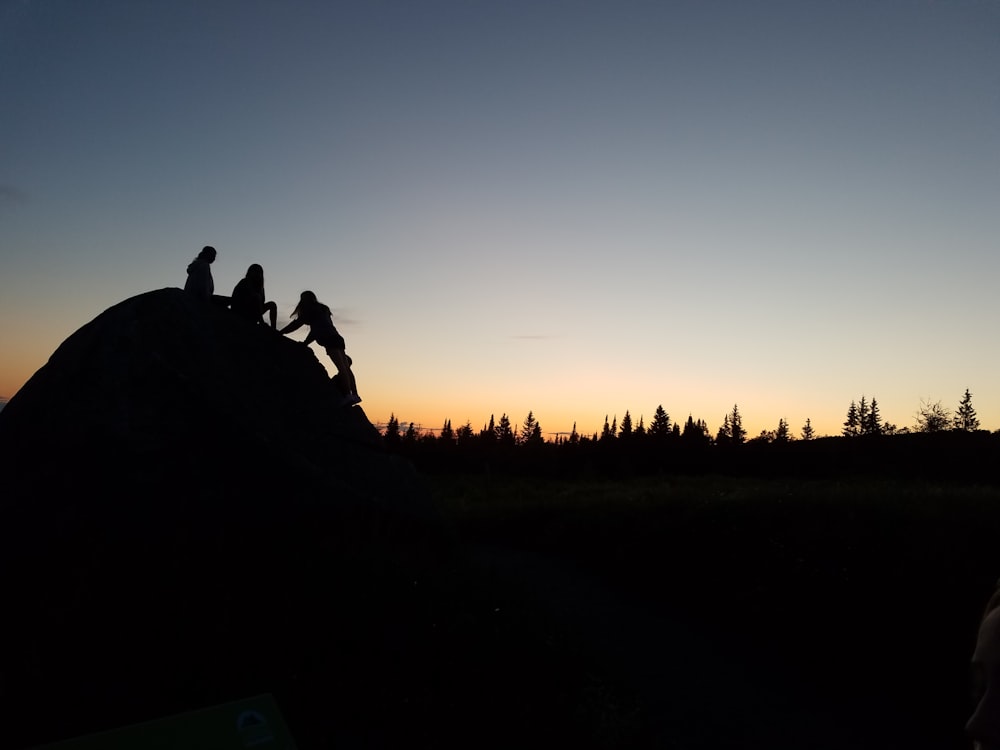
[184,246,217,302]
[230,263,278,328]
[279,290,361,406]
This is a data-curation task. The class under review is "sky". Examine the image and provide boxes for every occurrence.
[2,0,998,439]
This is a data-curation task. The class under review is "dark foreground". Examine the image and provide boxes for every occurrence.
[429,474,999,749]
[3,473,997,749]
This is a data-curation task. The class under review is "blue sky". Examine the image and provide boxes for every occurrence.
[2,0,998,438]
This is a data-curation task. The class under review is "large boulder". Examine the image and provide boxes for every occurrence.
[0,288,448,748]
[0,287,419,515]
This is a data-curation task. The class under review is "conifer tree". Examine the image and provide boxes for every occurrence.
[649,405,671,439]
[843,401,859,437]
[635,416,646,438]
[774,418,790,443]
[600,415,613,442]
[716,413,731,445]
[857,397,869,434]
[954,388,980,432]
[619,411,633,439]
[456,421,475,446]
[729,404,745,445]
[568,422,580,445]
[682,415,710,444]
[862,397,882,436]
[801,418,815,441]
[481,414,497,443]
[439,419,454,444]
[520,411,543,445]
[384,413,401,447]
[495,413,515,446]
[519,411,537,445]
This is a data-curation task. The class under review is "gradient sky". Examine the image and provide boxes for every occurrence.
[2,0,998,439]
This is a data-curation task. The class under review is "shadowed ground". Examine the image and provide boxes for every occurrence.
[468,541,862,748]
[433,474,1000,749]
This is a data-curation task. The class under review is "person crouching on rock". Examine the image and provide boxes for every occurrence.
[279,290,361,406]
[230,263,278,328]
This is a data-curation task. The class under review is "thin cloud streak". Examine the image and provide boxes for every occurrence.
[332,309,361,328]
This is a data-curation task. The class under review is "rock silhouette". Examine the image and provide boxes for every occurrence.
[0,287,404,497]
[0,288,452,748]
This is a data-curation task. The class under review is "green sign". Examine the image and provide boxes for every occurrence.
[35,694,298,750]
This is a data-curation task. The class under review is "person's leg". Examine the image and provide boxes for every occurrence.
[263,301,277,329]
[327,348,358,399]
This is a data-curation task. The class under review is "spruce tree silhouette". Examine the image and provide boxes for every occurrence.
[954,388,980,432]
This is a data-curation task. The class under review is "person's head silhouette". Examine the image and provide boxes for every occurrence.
[198,246,217,263]
[292,291,318,318]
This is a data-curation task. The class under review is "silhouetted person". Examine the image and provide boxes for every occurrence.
[332,354,354,397]
[968,580,1000,749]
[230,263,278,328]
[280,291,361,406]
[184,246,217,301]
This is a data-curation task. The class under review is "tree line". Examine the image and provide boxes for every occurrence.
[840,389,980,436]
[384,388,985,447]
[379,389,996,480]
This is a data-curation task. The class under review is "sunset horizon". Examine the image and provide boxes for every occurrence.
[3,1,997,447]
[4,299,991,442]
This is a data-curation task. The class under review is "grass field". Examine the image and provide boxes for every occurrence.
[426,473,1000,748]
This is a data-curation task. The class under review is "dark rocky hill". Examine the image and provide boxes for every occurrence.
[0,287,420,517]
[0,289,468,748]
